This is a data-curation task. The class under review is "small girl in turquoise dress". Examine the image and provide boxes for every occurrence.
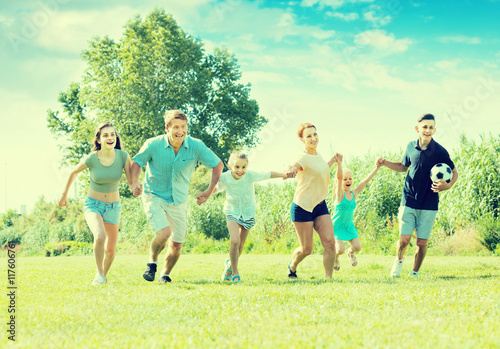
[332,154,381,270]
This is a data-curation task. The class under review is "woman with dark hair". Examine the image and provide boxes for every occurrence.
[58,121,133,285]
[286,123,339,279]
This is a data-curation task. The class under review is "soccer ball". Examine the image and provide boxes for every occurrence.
[430,163,453,183]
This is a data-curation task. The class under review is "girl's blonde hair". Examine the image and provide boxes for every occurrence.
[342,168,353,177]
[228,151,249,168]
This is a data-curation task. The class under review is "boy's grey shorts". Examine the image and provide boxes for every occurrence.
[398,206,437,240]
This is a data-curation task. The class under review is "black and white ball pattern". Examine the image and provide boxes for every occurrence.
[430,163,453,183]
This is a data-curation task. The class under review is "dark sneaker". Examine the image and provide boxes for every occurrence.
[288,261,297,279]
[159,275,172,284]
[143,263,157,282]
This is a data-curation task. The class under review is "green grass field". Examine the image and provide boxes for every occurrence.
[4,254,500,348]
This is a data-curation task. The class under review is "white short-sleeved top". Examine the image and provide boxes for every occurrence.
[216,170,271,220]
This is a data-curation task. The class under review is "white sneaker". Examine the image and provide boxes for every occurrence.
[390,258,404,277]
[409,270,419,278]
[92,274,107,285]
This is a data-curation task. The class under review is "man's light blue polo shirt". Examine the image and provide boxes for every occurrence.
[133,135,221,206]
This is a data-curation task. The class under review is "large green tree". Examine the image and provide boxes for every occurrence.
[47,8,267,165]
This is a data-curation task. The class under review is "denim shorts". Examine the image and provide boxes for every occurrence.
[83,197,121,224]
[291,200,329,222]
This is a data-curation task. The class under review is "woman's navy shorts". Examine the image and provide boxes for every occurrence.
[290,200,329,222]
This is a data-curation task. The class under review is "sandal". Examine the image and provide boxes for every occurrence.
[221,259,232,281]
[288,261,297,279]
[347,251,358,267]
[334,258,340,271]
[232,274,241,283]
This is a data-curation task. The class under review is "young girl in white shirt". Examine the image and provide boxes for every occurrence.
[215,152,288,283]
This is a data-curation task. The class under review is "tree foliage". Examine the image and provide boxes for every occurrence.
[47,8,267,164]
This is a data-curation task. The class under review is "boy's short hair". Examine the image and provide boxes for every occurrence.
[164,110,188,127]
[417,113,435,123]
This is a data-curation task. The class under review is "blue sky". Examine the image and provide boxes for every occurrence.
[1,0,499,213]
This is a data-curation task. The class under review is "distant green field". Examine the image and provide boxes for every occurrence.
[5,254,500,348]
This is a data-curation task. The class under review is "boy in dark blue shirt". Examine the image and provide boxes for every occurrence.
[377,114,458,278]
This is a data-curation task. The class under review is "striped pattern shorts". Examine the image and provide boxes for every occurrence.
[226,215,256,230]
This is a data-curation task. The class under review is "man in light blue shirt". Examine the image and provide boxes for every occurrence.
[131,110,223,284]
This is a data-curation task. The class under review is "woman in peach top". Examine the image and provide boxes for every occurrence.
[287,123,339,279]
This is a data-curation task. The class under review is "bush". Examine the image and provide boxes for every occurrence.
[432,227,487,256]
[44,241,93,257]
[253,181,296,252]
[437,134,500,232]
[1,209,20,228]
[119,197,151,246]
[0,227,22,248]
[182,233,228,254]
[22,225,51,252]
[188,195,227,240]
[476,215,500,253]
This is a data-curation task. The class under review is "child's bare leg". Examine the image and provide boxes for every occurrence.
[347,238,361,254]
[336,239,346,255]
[347,238,361,266]
[227,221,241,276]
[238,226,250,257]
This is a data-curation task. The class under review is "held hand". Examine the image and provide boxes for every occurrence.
[196,190,210,205]
[285,166,297,179]
[431,180,450,193]
[57,196,67,207]
[376,157,385,167]
[335,153,343,163]
[131,183,143,197]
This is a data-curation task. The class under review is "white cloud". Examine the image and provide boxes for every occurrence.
[326,12,359,21]
[307,65,358,91]
[0,15,14,26]
[363,10,392,26]
[301,0,374,9]
[20,57,85,86]
[410,1,424,6]
[198,4,337,45]
[32,1,217,54]
[437,36,481,44]
[34,6,140,54]
[311,29,336,40]
[354,30,411,53]
[220,34,267,53]
[242,71,291,85]
[482,61,498,69]
[434,60,459,72]
[277,12,295,27]
[301,0,345,8]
